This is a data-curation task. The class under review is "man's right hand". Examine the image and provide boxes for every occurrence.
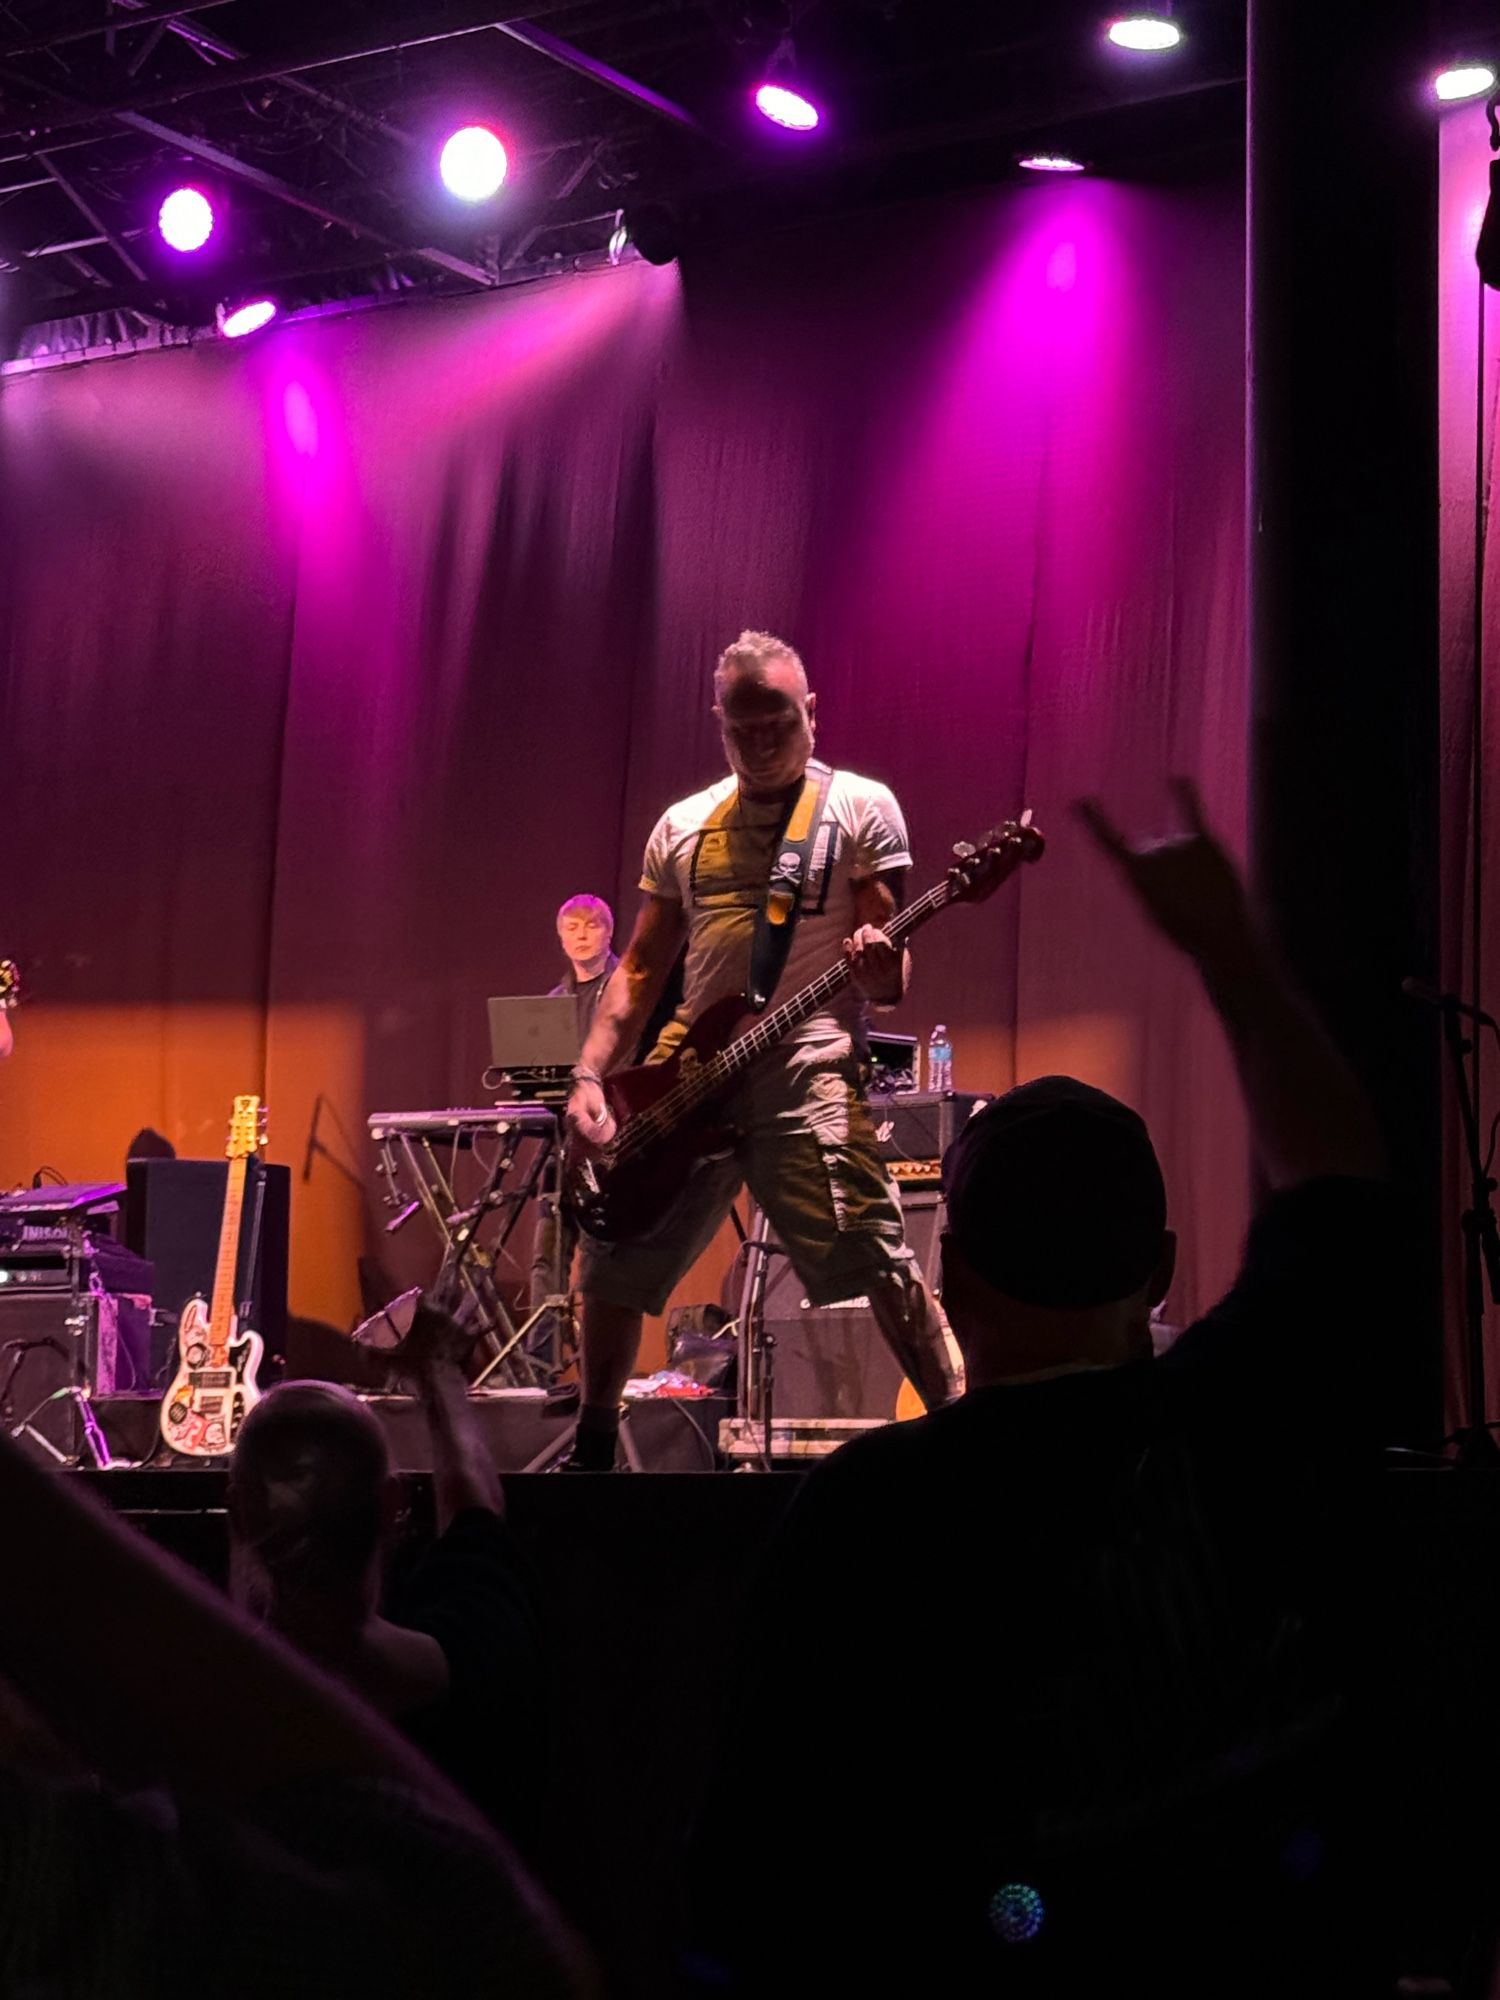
[566,1077,617,1150]
[1078,776,1384,1188]
[1076,778,1260,976]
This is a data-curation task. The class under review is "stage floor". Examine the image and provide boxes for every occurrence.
[88,1388,732,1475]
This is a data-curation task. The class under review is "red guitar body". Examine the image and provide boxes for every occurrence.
[567,994,754,1242]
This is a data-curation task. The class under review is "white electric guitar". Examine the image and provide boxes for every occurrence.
[159,1095,266,1458]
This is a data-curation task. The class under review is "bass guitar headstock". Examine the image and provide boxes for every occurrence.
[226,1094,267,1161]
[947,810,1046,904]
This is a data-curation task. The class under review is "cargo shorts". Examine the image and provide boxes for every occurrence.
[578,1029,919,1317]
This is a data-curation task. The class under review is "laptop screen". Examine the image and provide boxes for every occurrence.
[486,995,582,1072]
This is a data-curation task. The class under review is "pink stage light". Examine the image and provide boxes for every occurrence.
[158,186,214,253]
[1435,64,1496,103]
[439,125,509,200]
[1019,154,1087,174]
[753,83,821,132]
[1046,242,1079,290]
[1107,15,1183,53]
[282,381,318,456]
[220,299,278,339]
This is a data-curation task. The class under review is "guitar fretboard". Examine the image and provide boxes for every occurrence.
[207,1158,249,1365]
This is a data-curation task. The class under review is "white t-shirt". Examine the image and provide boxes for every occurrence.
[640,767,912,1050]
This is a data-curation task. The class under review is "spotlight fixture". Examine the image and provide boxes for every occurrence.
[438,125,509,201]
[622,202,682,267]
[158,185,215,254]
[1435,63,1497,103]
[753,82,821,132]
[1107,13,1183,53]
[1019,153,1088,174]
[218,298,278,340]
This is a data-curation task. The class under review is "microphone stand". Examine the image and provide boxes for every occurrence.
[737,1211,791,1472]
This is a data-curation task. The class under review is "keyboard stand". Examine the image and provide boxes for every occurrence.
[368,1108,564,1388]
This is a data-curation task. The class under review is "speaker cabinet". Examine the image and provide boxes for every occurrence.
[0,1290,152,1462]
[744,1186,946,1420]
[124,1160,290,1373]
[871,1090,989,1167]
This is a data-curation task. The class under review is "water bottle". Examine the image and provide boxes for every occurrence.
[927,1024,953,1095]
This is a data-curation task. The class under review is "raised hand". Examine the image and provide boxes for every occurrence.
[392,1299,478,1385]
[1075,779,1256,970]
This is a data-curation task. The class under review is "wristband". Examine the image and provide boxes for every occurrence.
[571,1065,604,1087]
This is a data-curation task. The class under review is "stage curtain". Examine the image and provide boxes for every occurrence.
[0,178,1248,1358]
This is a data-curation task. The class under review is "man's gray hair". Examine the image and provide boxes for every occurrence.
[714,630,808,701]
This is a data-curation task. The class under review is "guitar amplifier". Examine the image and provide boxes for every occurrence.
[744,1185,947,1422]
[0,1288,154,1462]
[870,1091,990,1181]
[0,1236,154,1296]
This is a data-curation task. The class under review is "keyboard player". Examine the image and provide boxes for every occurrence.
[549,896,618,1043]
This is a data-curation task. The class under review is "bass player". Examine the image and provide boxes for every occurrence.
[563,631,962,1470]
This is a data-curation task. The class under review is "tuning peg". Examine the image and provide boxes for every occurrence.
[952,840,977,861]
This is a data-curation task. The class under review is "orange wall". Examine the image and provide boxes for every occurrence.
[0,1005,364,1337]
[0,1005,737,1378]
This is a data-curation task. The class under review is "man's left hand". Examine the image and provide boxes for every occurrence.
[844,924,904,1004]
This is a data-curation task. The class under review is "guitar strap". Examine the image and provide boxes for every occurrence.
[746,757,835,1013]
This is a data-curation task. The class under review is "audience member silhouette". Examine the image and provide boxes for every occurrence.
[228,1302,540,1843]
[0,1414,585,1997]
[688,781,1394,1997]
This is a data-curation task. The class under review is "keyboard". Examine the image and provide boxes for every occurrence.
[367,1106,559,1145]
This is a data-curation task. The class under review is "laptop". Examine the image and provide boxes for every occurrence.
[486,994,583,1074]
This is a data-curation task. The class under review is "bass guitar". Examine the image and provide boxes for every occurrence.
[565,813,1044,1243]
[159,1094,266,1457]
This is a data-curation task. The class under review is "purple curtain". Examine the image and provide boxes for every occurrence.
[0,179,1248,1353]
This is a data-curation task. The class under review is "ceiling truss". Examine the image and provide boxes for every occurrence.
[0,0,1374,360]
